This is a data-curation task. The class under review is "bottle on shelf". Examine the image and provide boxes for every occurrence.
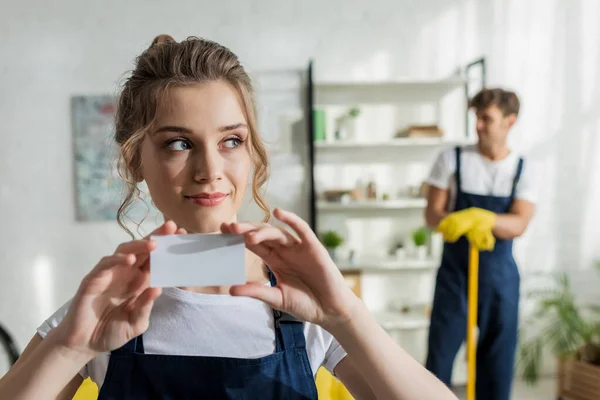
[366,175,377,200]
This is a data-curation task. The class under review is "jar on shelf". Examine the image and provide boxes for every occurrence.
[366,176,377,200]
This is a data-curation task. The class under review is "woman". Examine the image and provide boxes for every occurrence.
[0,35,457,400]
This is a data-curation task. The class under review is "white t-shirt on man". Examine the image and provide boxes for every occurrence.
[426,145,537,211]
[37,286,347,388]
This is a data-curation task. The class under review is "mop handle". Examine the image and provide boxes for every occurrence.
[467,244,479,400]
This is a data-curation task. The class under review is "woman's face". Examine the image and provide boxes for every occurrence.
[139,81,252,233]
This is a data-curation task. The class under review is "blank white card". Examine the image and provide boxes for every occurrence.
[150,233,246,288]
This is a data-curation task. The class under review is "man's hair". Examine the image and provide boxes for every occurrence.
[469,88,520,116]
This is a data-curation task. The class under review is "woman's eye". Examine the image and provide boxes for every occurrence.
[165,139,191,151]
[223,137,242,149]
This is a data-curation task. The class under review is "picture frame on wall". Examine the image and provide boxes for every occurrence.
[71,95,156,223]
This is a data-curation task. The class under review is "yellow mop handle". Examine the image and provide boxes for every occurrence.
[467,244,479,400]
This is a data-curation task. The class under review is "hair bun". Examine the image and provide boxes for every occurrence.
[150,34,176,48]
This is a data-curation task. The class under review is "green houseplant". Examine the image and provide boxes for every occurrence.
[518,262,600,397]
[320,230,344,261]
[334,107,361,141]
[412,227,429,260]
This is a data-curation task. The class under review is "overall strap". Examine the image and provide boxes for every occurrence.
[268,270,306,352]
[111,335,145,355]
[510,157,525,199]
[454,146,463,196]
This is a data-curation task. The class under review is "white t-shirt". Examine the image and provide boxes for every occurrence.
[426,145,537,211]
[37,287,347,389]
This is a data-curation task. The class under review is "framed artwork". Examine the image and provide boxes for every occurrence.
[72,95,155,223]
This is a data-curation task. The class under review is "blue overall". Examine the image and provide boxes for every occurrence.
[425,147,523,400]
[98,273,318,400]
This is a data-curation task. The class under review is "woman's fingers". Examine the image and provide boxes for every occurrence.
[246,226,300,248]
[112,221,183,271]
[129,287,162,335]
[245,242,274,260]
[113,240,156,257]
[145,220,178,239]
[222,221,300,248]
[82,254,137,294]
[273,208,315,245]
[95,253,136,273]
[230,283,283,309]
[125,264,152,296]
[222,222,262,235]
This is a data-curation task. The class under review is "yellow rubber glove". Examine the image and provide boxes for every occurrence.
[437,207,497,243]
[466,225,496,251]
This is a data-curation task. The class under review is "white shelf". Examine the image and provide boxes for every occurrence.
[315,137,475,150]
[314,78,466,105]
[337,257,439,272]
[317,198,426,211]
[373,311,430,331]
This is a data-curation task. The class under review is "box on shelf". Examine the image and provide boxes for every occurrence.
[322,189,352,203]
[396,124,444,138]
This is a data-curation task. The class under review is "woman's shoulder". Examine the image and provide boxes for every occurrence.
[302,322,343,356]
[303,322,347,374]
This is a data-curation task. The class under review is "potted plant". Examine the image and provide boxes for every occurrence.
[518,263,600,400]
[412,227,429,260]
[320,230,344,261]
[334,107,361,141]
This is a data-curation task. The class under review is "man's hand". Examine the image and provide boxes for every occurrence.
[437,207,497,243]
[466,225,496,251]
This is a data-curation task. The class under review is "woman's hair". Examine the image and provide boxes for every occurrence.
[114,34,270,238]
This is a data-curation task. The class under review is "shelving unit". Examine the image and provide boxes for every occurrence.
[337,257,439,273]
[373,311,431,331]
[304,58,485,386]
[315,137,476,150]
[317,198,426,211]
[314,78,467,105]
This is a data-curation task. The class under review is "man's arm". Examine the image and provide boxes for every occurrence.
[492,199,535,239]
[424,184,449,229]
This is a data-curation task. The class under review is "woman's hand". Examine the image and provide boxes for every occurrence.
[53,221,186,357]
[221,208,360,332]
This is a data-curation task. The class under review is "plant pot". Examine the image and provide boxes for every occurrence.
[415,245,427,260]
[558,359,600,400]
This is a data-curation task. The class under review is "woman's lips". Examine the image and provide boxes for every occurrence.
[185,192,228,207]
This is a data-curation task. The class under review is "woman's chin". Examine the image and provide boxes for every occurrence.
[179,218,232,235]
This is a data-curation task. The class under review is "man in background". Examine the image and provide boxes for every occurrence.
[424,88,537,400]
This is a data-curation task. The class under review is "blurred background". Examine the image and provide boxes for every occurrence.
[1,0,600,399]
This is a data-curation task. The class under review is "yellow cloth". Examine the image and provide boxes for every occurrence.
[316,367,354,400]
[437,207,497,251]
[72,377,98,400]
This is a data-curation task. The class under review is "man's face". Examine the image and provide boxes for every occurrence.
[474,104,517,145]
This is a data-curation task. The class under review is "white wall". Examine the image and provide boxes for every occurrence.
[1,0,599,379]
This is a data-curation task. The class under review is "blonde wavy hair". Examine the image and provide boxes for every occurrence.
[114,34,270,238]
